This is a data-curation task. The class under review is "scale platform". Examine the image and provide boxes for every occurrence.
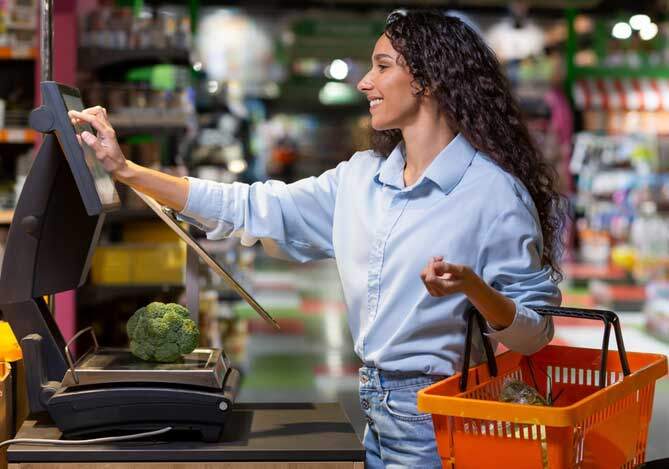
[61,347,230,389]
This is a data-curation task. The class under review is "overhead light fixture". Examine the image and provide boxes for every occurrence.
[629,14,651,30]
[193,62,203,72]
[640,22,659,40]
[328,59,349,81]
[612,22,632,40]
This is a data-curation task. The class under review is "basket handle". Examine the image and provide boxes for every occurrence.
[459,305,632,392]
[459,305,498,392]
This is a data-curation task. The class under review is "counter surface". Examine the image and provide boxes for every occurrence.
[8,403,365,463]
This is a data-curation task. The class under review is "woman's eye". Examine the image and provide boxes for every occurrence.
[377,64,388,71]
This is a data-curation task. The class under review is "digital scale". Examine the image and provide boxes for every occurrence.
[0,80,277,441]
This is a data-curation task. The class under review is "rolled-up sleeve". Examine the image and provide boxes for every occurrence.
[477,197,561,355]
[176,160,347,263]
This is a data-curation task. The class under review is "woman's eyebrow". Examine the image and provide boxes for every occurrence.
[373,53,395,62]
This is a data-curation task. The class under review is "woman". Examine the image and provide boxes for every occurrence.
[70,10,564,468]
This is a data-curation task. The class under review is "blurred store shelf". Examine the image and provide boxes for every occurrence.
[0,210,13,224]
[590,280,647,312]
[0,47,36,60]
[564,262,628,283]
[109,112,190,136]
[78,47,190,71]
[0,128,37,144]
[77,284,183,306]
[3,21,35,31]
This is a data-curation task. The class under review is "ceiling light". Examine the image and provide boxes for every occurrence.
[329,59,349,81]
[629,14,651,30]
[640,22,659,40]
[612,22,632,40]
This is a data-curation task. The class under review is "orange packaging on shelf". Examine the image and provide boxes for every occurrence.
[0,321,22,362]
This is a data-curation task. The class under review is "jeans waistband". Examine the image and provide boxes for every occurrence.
[359,365,447,390]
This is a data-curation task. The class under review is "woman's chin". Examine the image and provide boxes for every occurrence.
[370,118,392,132]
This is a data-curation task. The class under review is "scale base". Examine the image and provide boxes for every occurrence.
[46,368,240,443]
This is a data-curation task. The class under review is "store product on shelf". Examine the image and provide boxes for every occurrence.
[91,242,186,285]
[630,202,669,281]
[645,281,669,343]
[80,6,191,51]
[81,80,194,125]
[0,0,36,48]
[570,132,669,272]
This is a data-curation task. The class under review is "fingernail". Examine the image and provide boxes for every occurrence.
[81,131,95,144]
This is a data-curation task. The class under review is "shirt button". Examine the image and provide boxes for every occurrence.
[361,399,370,410]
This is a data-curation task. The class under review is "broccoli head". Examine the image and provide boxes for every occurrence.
[126,302,200,362]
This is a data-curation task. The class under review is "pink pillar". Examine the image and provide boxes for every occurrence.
[35,0,80,340]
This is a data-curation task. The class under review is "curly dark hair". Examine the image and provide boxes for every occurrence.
[375,10,565,281]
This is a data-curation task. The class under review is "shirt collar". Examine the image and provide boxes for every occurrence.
[374,133,477,194]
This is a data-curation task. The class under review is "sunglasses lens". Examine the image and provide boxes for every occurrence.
[386,9,407,24]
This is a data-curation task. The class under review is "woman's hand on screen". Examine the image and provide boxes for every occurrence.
[68,107,132,181]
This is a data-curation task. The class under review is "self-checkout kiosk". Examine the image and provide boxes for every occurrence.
[0,77,282,442]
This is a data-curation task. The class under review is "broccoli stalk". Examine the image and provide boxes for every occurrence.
[126,302,200,362]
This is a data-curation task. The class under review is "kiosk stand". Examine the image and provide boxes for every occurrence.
[0,81,241,441]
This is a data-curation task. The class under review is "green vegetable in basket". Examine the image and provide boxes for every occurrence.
[499,379,548,406]
[127,302,199,362]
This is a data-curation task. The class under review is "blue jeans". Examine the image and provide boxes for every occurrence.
[359,366,445,468]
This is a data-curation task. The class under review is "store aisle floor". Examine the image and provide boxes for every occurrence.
[230,257,669,461]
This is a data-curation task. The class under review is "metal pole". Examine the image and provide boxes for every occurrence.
[40,0,53,82]
[41,0,54,314]
[186,245,200,326]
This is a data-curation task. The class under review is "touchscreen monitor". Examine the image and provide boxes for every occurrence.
[59,86,120,209]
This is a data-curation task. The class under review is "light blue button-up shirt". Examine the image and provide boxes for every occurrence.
[178,134,559,376]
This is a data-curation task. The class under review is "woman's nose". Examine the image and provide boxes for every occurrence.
[357,74,372,93]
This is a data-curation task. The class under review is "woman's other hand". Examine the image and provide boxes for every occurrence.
[420,256,479,297]
[68,107,133,182]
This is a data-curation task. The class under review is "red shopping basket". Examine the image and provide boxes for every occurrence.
[417,306,668,469]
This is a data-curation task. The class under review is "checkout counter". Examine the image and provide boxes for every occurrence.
[0,82,364,467]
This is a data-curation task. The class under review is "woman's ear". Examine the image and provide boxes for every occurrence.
[410,79,429,97]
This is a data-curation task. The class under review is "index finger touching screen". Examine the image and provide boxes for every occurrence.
[59,88,120,209]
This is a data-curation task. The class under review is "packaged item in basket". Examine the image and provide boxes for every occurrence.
[498,378,548,406]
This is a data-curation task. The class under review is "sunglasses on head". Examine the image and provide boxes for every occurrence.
[386,9,407,25]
